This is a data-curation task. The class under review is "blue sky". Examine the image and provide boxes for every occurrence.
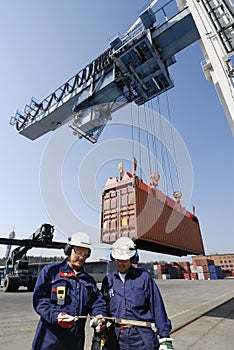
[0,0,233,262]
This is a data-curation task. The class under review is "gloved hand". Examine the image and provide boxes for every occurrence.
[90,314,106,333]
[159,337,174,350]
[57,312,75,328]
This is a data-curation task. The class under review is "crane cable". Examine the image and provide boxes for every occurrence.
[157,96,169,195]
[165,91,180,191]
[130,103,135,161]
[154,93,181,196]
[143,102,153,176]
[137,104,143,179]
[130,91,180,194]
[149,99,158,173]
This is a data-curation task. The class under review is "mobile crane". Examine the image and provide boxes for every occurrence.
[0,224,65,292]
[9,0,234,140]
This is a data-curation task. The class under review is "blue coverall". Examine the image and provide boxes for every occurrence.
[32,259,107,350]
[101,267,172,350]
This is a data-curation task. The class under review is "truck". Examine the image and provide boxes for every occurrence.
[0,223,65,292]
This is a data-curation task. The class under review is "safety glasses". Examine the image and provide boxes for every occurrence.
[72,247,90,258]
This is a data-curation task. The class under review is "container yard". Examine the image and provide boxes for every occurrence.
[0,279,233,350]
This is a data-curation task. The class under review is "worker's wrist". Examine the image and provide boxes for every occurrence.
[159,338,173,343]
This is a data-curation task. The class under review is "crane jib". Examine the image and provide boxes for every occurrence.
[10,4,200,142]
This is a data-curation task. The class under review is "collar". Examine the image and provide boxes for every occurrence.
[59,259,85,276]
[114,267,139,279]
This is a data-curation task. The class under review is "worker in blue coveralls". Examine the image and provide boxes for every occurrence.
[100,237,174,350]
[32,232,107,350]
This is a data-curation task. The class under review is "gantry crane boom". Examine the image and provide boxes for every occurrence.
[9,0,234,141]
[9,2,200,143]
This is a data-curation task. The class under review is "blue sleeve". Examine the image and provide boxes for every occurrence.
[148,276,172,337]
[89,283,108,317]
[33,265,61,325]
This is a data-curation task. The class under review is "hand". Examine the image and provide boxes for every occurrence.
[90,314,106,333]
[57,312,75,328]
[159,337,174,350]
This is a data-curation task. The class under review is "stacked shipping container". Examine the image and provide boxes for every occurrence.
[153,259,224,280]
[192,257,224,280]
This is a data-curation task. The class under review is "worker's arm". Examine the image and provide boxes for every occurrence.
[33,265,67,325]
[87,276,107,318]
[148,275,172,338]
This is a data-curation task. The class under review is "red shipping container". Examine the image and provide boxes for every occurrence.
[193,259,206,266]
[183,273,191,280]
[101,173,205,256]
[191,272,198,280]
[157,272,162,279]
[202,265,209,273]
[203,272,211,280]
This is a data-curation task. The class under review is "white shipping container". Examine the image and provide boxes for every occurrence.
[197,265,203,273]
[198,272,204,280]
[190,264,197,273]
[162,274,171,280]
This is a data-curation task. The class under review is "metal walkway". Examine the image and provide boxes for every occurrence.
[10,2,200,142]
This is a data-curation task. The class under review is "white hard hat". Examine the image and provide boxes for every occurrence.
[111,237,136,260]
[68,232,92,250]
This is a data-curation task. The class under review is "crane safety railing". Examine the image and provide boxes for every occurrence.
[10,47,113,132]
[9,0,178,134]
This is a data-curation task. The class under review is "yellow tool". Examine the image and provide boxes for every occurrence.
[57,286,66,305]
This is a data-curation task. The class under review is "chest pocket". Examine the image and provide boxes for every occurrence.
[50,279,70,305]
[131,287,147,309]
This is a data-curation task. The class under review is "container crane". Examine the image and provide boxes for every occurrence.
[7,0,234,257]
[0,224,65,292]
[9,0,234,141]
[9,0,200,143]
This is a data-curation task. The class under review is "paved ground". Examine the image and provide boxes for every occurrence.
[0,279,233,350]
[173,298,234,349]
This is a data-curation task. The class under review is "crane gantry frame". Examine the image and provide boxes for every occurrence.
[10,0,234,141]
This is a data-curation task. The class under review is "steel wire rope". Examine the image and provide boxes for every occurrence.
[130,102,135,160]
[165,90,181,191]
[137,104,143,179]
[148,99,158,172]
[157,95,168,195]
[143,101,153,176]
[162,120,174,195]
[159,94,175,195]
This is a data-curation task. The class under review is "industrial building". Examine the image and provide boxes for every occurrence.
[192,254,234,273]
[153,254,234,280]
